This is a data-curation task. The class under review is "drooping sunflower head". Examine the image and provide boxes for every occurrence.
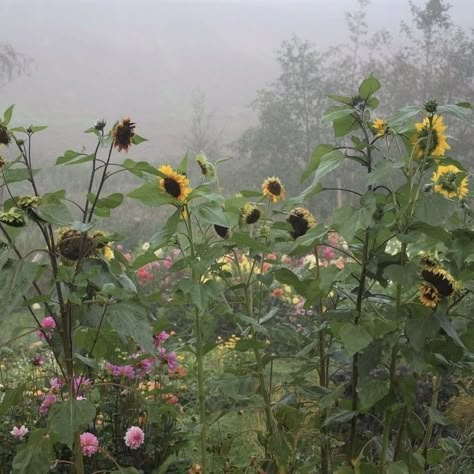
[214,224,230,239]
[241,202,261,225]
[0,123,11,146]
[262,176,286,203]
[17,195,42,210]
[0,152,6,170]
[0,207,25,227]
[287,207,316,239]
[371,118,388,137]
[158,165,192,202]
[421,267,457,297]
[419,283,440,309]
[195,153,214,178]
[431,164,469,199]
[413,114,450,158]
[113,116,136,153]
[58,228,94,261]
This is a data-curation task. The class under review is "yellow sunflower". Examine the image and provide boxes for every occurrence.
[262,176,286,203]
[158,165,192,201]
[371,118,388,137]
[287,207,316,239]
[419,283,440,309]
[431,164,469,199]
[413,114,450,158]
[240,202,261,224]
[421,266,458,297]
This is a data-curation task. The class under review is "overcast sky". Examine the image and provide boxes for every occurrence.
[1,0,473,158]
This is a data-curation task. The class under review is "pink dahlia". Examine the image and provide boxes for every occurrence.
[10,425,29,440]
[37,316,56,341]
[124,426,145,449]
[80,432,99,457]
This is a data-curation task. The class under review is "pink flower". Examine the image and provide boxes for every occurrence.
[49,377,64,393]
[124,426,145,449]
[157,348,178,371]
[40,394,57,415]
[10,425,29,440]
[153,330,170,348]
[80,432,99,457]
[36,316,56,341]
[105,362,135,380]
[72,376,92,395]
[116,244,124,251]
[322,246,335,261]
[162,257,173,269]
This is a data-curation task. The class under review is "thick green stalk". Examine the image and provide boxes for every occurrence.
[314,246,329,474]
[419,375,442,456]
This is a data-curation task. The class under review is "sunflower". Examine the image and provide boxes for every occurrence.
[421,267,457,297]
[371,118,388,137]
[17,195,42,210]
[58,228,94,261]
[419,283,440,309]
[241,203,261,224]
[413,114,450,158]
[158,165,192,201]
[431,164,469,199]
[0,207,25,227]
[195,153,214,177]
[214,224,229,239]
[113,117,136,153]
[0,123,11,146]
[287,207,316,239]
[262,176,286,203]
[92,231,114,261]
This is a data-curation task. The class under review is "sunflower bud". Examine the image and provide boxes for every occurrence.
[17,195,42,210]
[0,155,6,170]
[94,119,107,131]
[0,208,26,227]
[424,99,438,114]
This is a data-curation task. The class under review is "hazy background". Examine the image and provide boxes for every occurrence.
[1,0,473,242]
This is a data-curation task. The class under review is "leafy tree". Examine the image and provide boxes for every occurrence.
[0,42,31,86]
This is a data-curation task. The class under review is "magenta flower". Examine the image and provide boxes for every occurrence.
[10,425,29,440]
[153,330,170,348]
[105,362,135,380]
[80,432,99,457]
[124,426,145,449]
[39,394,57,415]
[158,347,178,371]
[72,376,92,395]
[49,377,64,393]
[36,316,56,341]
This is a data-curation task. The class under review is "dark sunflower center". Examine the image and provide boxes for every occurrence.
[268,180,281,196]
[164,178,182,198]
[421,269,453,296]
[246,209,261,224]
[288,213,309,239]
[116,123,135,146]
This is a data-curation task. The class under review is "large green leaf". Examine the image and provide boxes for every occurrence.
[107,302,154,352]
[414,193,457,226]
[12,429,56,474]
[358,74,381,100]
[0,384,26,416]
[357,378,389,409]
[0,260,42,319]
[128,182,175,207]
[301,144,335,182]
[197,201,230,227]
[48,399,96,448]
[405,308,440,352]
[339,324,373,356]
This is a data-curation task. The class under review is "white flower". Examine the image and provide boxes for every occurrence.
[11,425,29,440]
[141,242,150,251]
[32,303,41,310]
[154,248,163,257]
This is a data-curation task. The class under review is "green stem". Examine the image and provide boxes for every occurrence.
[419,375,442,456]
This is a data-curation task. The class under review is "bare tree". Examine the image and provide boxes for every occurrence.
[0,42,31,87]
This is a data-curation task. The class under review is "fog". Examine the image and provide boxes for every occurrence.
[1,0,472,156]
